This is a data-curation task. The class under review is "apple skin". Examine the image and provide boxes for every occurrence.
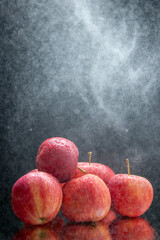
[109,217,155,240]
[73,162,115,185]
[61,174,111,222]
[61,222,112,240]
[60,183,66,188]
[36,137,79,183]
[11,171,63,225]
[107,174,154,217]
[29,169,65,189]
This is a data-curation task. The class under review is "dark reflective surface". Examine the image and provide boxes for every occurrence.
[1,0,160,239]
[110,216,157,240]
[11,215,64,240]
[9,213,159,240]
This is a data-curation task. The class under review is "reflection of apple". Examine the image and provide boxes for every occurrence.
[11,171,62,225]
[100,210,116,227]
[107,160,154,217]
[61,174,111,222]
[110,217,155,240]
[22,215,64,239]
[74,162,115,185]
[36,137,79,183]
[12,225,60,240]
[46,214,65,236]
[61,222,112,240]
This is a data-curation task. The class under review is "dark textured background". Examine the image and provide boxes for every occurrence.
[1,0,160,239]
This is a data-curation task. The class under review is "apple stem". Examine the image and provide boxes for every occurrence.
[88,152,92,165]
[77,166,86,173]
[126,159,130,175]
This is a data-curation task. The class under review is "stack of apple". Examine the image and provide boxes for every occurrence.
[11,137,154,227]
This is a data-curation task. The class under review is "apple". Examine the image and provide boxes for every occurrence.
[74,162,115,185]
[11,171,62,225]
[110,217,155,240]
[61,222,112,240]
[107,159,154,217]
[73,152,115,185]
[12,225,60,240]
[36,137,79,183]
[29,169,65,189]
[61,174,111,222]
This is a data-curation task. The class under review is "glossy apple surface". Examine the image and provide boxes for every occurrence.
[110,217,155,240]
[12,225,60,240]
[29,169,65,189]
[22,214,65,239]
[61,222,112,240]
[11,171,62,225]
[46,214,65,236]
[36,137,79,183]
[107,174,154,217]
[73,162,115,185]
[61,174,111,222]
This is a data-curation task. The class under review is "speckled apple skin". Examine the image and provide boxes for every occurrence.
[29,169,65,189]
[110,217,155,240]
[36,137,79,183]
[61,174,111,222]
[61,222,112,240]
[11,171,63,225]
[73,162,115,185]
[107,174,154,217]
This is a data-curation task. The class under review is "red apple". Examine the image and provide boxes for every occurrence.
[61,222,112,240]
[12,225,60,240]
[107,173,154,217]
[74,162,115,185]
[36,137,79,183]
[73,152,115,185]
[61,174,111,222]
[110,217,155,240]
[11,171,62,225]
[28,169,65,189]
